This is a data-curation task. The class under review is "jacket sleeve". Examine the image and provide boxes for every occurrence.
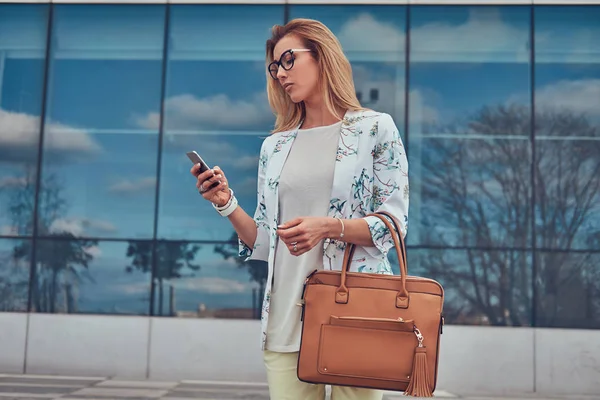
[362,113,409,258]
[238,139,270,262]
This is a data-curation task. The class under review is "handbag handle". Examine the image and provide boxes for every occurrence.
[336,212,410,309]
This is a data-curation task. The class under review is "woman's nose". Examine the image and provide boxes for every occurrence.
[276,65,287,80]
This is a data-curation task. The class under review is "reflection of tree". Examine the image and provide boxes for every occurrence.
[214,232,267,319]
[0,248,30,311]
[419,105,600,327]
[125,241,200,316]
[7,166,98,313]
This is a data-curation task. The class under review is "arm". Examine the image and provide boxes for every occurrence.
[360,113,409,256]
[237,140,270,261]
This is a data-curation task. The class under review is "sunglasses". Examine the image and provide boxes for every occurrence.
[267,48,311,80]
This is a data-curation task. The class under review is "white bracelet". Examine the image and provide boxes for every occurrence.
[213,189,238,217]
[335,217,345,239]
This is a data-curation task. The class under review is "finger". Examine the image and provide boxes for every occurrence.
[278,217,303,230]
[203,173,223,186]
[278,225,304,239]
[201,180,227,197]
[196,167,215,181]
[289,241,310,256]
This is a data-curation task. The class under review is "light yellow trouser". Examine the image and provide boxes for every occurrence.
[263,350,384,400]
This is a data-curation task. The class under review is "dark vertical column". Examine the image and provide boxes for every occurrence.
[150,3,171,317]
[28,3,54,314]
[283,2,290,24]
[529,4,537,330]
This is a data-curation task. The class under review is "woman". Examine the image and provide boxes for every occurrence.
[191,18,409,400]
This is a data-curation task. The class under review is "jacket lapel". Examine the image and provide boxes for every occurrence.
[264,127,298,229]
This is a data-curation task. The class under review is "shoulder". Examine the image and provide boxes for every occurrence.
[345,109,398,129]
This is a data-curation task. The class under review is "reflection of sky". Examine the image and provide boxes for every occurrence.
[0,3,599,318]
[33,241,259,315]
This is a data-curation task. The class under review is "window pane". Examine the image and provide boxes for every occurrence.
[536,251,600,329]
[0,5,48,237]
[153,240,266,319]
[288,5,407,136]
[534,6,600,251]
[33,239,151,315]
[402,248,532,326]
[408,6,532,248]
[0,238,31,312]
[157,5,282,240]
[39,5,166,239]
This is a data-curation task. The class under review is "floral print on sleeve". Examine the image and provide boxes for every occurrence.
[239,140,270,262]
[362,113,409,257]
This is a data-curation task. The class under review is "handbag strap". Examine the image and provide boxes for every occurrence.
[375,210,407,272]
[336,212,410,308]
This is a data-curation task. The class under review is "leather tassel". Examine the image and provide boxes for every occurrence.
[404,346,433,397]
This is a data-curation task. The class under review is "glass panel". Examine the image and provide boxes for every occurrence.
[0,5,49,237]
[408,6,532,248]
[153,240,267,319]
[534,6,600,250]
[33,239,151,315]
[536,251,600,329]
[288,5,407,136]
[0,238,31,311]
[39,5,166,239]
[397,248,532,326]
[157,5,282,240]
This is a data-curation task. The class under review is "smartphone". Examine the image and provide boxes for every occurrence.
[186,151,211,175]
[186,151,219,190]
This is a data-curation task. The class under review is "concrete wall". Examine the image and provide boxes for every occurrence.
[1,312,599,396]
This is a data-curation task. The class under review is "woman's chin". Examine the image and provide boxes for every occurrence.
[288,93,305,103]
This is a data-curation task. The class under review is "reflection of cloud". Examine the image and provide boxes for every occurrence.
[409,89,439,126]
[337,9,528,62]
[0,109,102,163]
[177,276,257,294]
[507,79,600,119]
[338,13,404,54]
[135,92,273,131]
[233,155,259,169]
[84,245,102,259]
[49,218,117,236]
[0,225,18,235]
[109,177,156,195]
[535,79,600,117]
[411,8,528,62]
[0,176,27,188]
[537,27,600,63]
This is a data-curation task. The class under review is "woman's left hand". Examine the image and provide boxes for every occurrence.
[276,217,332,256]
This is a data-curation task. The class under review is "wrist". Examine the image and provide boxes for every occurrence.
[214,189,232,208]
[325,217,343,240]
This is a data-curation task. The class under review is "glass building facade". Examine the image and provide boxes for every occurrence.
[0,2,599,329]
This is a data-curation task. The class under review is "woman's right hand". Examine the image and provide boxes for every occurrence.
[190,164,231,207]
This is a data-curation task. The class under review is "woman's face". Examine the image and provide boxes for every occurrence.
[270,35,320,104]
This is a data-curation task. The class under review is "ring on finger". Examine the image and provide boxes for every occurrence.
[292,242,298,252]
[199,182,207,193]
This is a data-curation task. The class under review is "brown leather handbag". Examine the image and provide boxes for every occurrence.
[296,211,444,397]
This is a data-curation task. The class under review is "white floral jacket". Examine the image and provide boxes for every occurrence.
[238,109,409,350]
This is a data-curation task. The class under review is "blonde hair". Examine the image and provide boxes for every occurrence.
[265,18,364,133]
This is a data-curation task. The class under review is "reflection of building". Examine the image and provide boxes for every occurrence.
[0,1,599,397]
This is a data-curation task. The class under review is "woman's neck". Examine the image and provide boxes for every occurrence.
[301,97,345,129]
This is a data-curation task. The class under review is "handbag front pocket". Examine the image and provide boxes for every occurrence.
[317,316,417,382]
